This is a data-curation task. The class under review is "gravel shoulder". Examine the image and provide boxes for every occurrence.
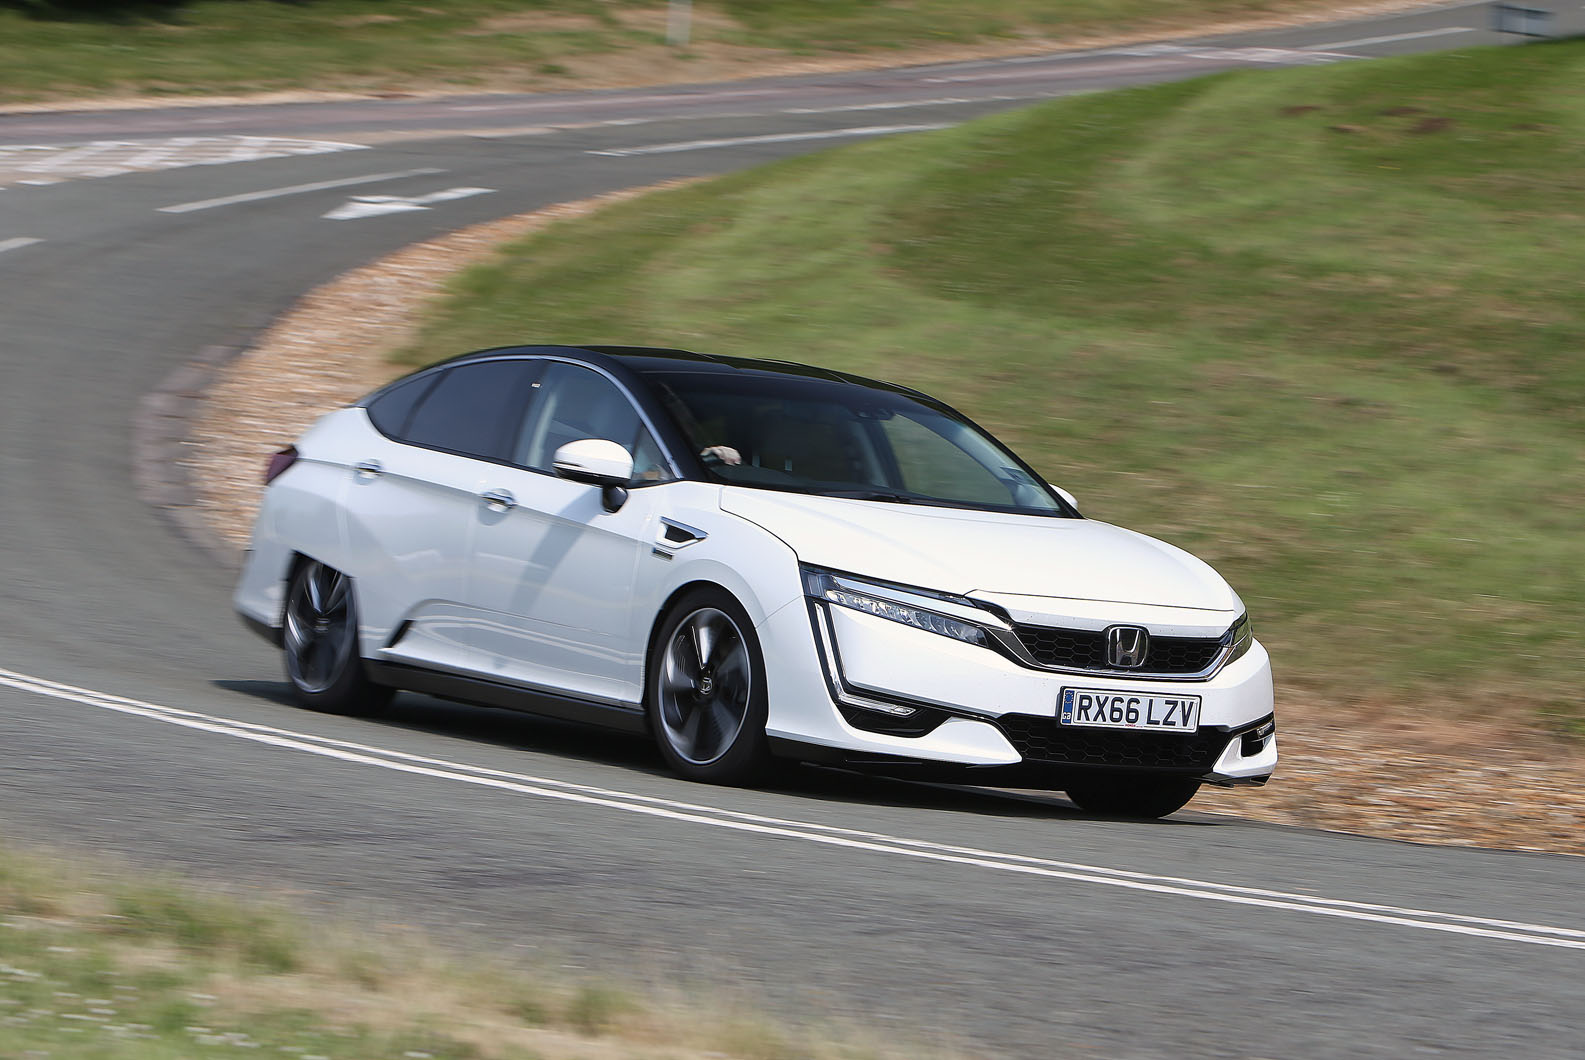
[187,186,1585,858]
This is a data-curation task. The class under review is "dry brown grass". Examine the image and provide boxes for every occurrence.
[0,840,968,1060]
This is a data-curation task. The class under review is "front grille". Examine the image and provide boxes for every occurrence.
[1014,625,1107,668]
[993,714,1230,771]
[1011,624,1223,675]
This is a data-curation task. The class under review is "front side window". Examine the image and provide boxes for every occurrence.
[650,372,1066,515]
[513,362,673,483]
[402,360,534,461]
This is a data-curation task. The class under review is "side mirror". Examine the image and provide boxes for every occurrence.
[1049,483,1079,512]
[554,439,635,513]
[554,438,634,486]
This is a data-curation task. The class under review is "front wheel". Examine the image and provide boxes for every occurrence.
[282,560,391,716]
[648,589,771,785]
[1065,776,1201,819]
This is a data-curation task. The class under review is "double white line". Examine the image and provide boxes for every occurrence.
[588,124,951,157]
[2,663,1581,952]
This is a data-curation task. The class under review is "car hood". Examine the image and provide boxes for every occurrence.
[719,489,1240,611]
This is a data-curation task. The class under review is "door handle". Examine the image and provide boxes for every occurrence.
[480,488,516,512]
[354,459,384,478]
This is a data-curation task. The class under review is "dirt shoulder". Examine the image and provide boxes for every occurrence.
[186,186,1584,858]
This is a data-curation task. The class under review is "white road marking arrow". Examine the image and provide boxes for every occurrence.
[323,185,493,220]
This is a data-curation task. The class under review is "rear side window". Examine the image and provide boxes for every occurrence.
[364,373,437,438]
[402,360,534,461]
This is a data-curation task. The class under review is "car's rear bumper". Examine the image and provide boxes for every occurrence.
[239,599,282,647]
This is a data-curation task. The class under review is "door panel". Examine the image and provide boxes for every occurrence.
[466,470,661,705]
[342,358,539,672]
[340,430,483,671]
[459,360,677,706]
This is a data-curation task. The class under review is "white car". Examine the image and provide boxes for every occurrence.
[235,345,1275,818]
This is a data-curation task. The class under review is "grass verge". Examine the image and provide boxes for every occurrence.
[395,40,1585,735]
[1,0,1414,105]
[0,837,953,1060]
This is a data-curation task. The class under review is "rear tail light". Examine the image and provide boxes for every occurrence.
[264,446,298,485]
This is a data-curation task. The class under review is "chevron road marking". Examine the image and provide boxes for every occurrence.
[322,186,493,220]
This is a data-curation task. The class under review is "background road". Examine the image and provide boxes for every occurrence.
[2,3,1582,1056]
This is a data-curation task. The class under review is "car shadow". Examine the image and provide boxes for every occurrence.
[212,679,1222,827]
[765,768,1221,827]
[213,677,669,774]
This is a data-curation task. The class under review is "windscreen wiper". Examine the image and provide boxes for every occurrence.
[815,488,920,503]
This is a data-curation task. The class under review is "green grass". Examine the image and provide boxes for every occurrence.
[0,838,955,1060]
[0,0,1398,104]
[395,40,1585,732]
[0,0,648,102]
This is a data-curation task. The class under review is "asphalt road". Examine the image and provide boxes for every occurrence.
[2,4,1582,1057]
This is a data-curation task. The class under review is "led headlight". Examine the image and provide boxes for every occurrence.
[801,567,1002,647]
[1226,614,1255,664]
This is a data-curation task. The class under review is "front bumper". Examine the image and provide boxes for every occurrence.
[759,596,1276,787]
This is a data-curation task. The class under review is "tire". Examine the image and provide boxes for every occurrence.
[282,559,392,716]
[1065,776,1201,819]
[648,588,771,785]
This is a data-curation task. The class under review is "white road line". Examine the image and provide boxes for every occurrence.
[0,237,42,254]
[19,140,133,172]
[125,144,179,168]
[588,124,951,157]
[781,96,1022,115]
[925,43,1359,83]
[157,167,447,214]
[449,87,788,113]
[966,48,1137,65]
[1182,46,1353,64]
[920,57,1200,83]
[1302,25,1476,50]
[1,665,1581,951]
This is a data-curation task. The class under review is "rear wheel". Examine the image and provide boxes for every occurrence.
[1065,776,1200,819]
[649,589,770,785]
[282,560,391,716]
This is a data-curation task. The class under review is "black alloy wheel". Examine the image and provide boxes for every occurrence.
[649,588,770,784]
[282,560,391,715]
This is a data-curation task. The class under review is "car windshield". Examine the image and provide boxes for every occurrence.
[648,371,1068,516]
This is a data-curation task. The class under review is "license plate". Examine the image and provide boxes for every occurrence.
[1060,688,1201,733]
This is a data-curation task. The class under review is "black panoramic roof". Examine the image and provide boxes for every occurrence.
[440,343,926,399]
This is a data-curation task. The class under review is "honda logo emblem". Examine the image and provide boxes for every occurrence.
[1106,625,1150,669]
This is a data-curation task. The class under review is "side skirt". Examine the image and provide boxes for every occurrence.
[365,661,649,736]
